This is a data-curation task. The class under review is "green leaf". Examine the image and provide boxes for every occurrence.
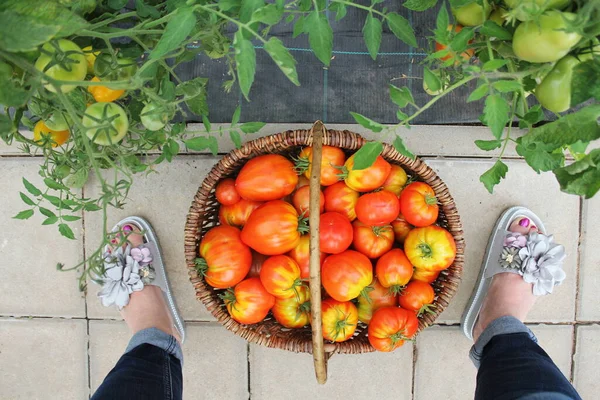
[150,7,196,59]
[251,4,283,25]
[264,37,300,86]
[39,207,56,218]
[231,106,241,126]
[480,21,512,41]
[135,0,160,18]
[393,135,415,159]
[84,202,101,212]
[468,83,489,102]
[0,63,30,107]
[482,59,508,72]
[423,67,442,93]
[517,147,564,173]
[450,27,474,52]
[403,0,437,11]
[43,194,71,210]
[293,15,306,38]
[329,2,347,20]
[387,12,417,48]
[233,29,256,100]
[42,216,58,225]
[240,122,266,133]
[480,160,508,193]
[203,115,212,132]
[554,149,600,198]
[483,94,510,139]
[306,11,333,66]
[108,0,128,9]
[62,215,81,222]
[13,209,34,220]
[177,77,208,116]
[475,139,502,151]
[0,10,59,52]
[352,142,384,170]
[434,5,450,45]
[43,178,67,191]
[218,0,241,11]
[389,84,415,108]
[58,223,75,240]
[22,178,42,196]
[396,110,408,120]
[230,130,242,148]
[492,80,522,93]
[19,192,35,206]
[185,136,219,155]
[65,169,88,189]
[349,112,385,133]
[571,59,600,107]
[363,14,382,60]
[240,0,265,23]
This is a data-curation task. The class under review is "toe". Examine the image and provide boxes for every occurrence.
[509,217,542,235]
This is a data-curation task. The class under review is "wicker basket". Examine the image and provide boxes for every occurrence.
[184,122,465,382]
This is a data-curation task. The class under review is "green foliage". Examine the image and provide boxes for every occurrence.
[352,142,384,170]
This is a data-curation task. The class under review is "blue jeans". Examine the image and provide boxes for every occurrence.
[92,318,581,400]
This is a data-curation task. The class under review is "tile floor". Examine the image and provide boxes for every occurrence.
[0,125,597,399]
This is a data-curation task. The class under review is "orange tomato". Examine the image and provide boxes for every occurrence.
[272,285,311,328]
[88,76,125,102]
[322,298,358,342]
[219,199,263,228]
[223,277,275,324]
[287,234,326,280]
[355,190,400,226]
[352,221,394,259]
[357,277,398,324]
[216,178,241,205]
[321,250,373,302]
[297,145,346,186]
[399,281,436,316]
[247,251,268,278]
[399,182,439,227]
[368,306,418,352]
[391,213,413,244]
[340,154,392,192]
[411,268,441,284]
[435,25,475,64]
[259,255,303,298]
[382,164,408,195]
[323,181,359,221]
[235,154,298,201]
[33,121,69,147]
[292,185,324,217]
[376,249,414,295]
[404,226,456,272]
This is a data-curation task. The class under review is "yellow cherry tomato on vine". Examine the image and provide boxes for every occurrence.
[82,46,100,74]
[33,120,70,147]
[88,76,125,102]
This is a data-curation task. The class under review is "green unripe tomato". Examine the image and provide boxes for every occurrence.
[93,53,138,81]
[140,102,170,131]
[423,69,450,96]
[82,102,129,146]
[452,0,491,26]
[513,11,582,63]
[44,111,73,131]
[489,8,507,25]
[505,0,571,21]
[535,53,592,113]
[34,39,87,93]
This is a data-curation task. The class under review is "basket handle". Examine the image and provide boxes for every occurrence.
[308,121,328,384]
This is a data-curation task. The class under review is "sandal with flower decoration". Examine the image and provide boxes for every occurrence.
[461,206,566,340]
[96,216,186,343]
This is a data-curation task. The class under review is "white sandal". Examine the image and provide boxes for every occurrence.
[461,206,566,340]
[96,216,186,343]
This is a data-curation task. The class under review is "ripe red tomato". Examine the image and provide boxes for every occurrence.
[411,268,440,284]
[399,281,436,316]
[298,145,346,186]
[320,212,353,254]
[219,199,263,228]
[272,285,311,328]
[404,225,456,271]
[391,213,413,244]
[352,221,394,259]
[376,249,414,295]
[287,234,326,280]
[215,178,240,205]
[323,182,359,221]
[198,225,252,289]
[223,277,275,324]
[259,255,302,298]
[368,307,418,352]
[355,190,400,226]
[321,250,373,301]
[382,164,408,196]
[357,277,398,324]
[247,251,268,278]
[399,182,439,227]
[340,154,392,192]
[241,200,305,255]
[235,154,298,201]
[292,185,324,217]
[322,298,358,342]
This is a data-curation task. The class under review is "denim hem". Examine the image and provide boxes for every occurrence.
[469,316,537,368]
[125,327,184,365]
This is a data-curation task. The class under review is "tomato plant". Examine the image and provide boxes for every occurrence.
[259,255,303,298]
[292,185,324,217]
[297,145,346,186]
[321,298,358,342]
[82,102,129,146]
[236,155,298,201]
[197,225,252,289]
[399,182,439,227]
[223,277,275,325]
[357,277,398,324]
[272,285,311,328]
[216,178,242,206]
[352,221,394,259]
[88,76,124,103]
[434,25,475,64]
[319,212,353,254]
[34,39,87,93]
[93,52,137,81]
[376,249,414,295]
[338,154,392,192]
[382,164,408,196]
[241,200,307,255]
[287,234,326,280]
[219,198,263,228]
[404,226,457,272]
[323,182,359,221]
[33,120,69,148]
[140,102,171,132]
[391,213,413,244]
[452,1,490,27]
[355,190,400,226]
[368,307,418,352]
[399,281,436,316]
[321,250,373,301]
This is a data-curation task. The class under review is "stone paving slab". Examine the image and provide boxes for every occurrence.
[573,324,600,399]
[578,196,600,321]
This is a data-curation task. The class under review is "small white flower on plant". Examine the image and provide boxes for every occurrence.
[518,232,566,296]
[98,244,145,309]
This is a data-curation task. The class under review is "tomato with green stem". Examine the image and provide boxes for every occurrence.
[404,226,457,272]
[219,198,262,228]
[82,102,129,146]
[355,190,400,226]
[322,298,358,342]
[376,249,414,295]
[222,277,275,324]
[241,200,307,255]
[321,250,373,301]
[292,185,324,217]
[140,102,171,131]
[338,154,392,192]
[33,120,70,147]
[452,0,491,26]
[287,234,326,280]
[93,52,138,81]
[319,212,353,254]
[235,155,298,201]
[368,307,418,352]
[296,145,346,186]
[357,277,398,324]
[197,225,252,289]
[259,255,303,299]
[352,221,394,259]
[35,39,87,93]
[272,285,311,328]
[88,76,125,102]
[323,181,359,221]
[399,182,439,227]
[399,281,436,316]
[504,0,571,21]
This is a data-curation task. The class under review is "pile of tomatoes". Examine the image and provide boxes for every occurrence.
[197,146,457,353]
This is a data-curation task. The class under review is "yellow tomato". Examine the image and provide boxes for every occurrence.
[88,76,125,102]
[33,121,70,147]
[83,46,99,75]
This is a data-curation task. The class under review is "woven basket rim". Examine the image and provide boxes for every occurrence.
[184,127,465,355]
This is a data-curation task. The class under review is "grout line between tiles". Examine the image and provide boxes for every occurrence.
[411,341,417,400]
[247,342,252,400]
[573,197,585,322]
[86,319,92,399]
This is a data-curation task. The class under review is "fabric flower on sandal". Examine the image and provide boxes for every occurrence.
[518,232,566,296]
[98,244,147,309]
